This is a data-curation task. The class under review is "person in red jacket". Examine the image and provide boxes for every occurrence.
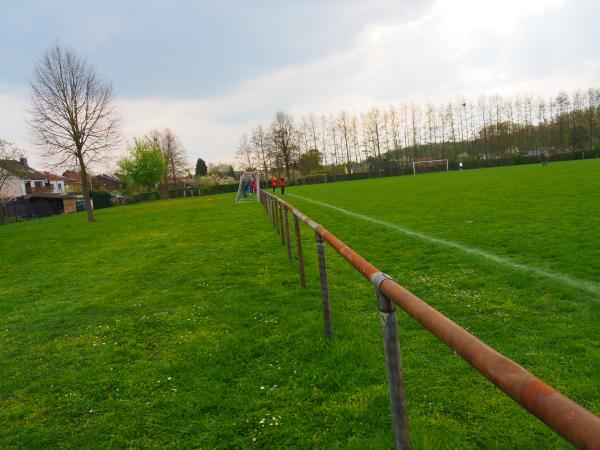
[279,176,285,195]
[271,176,277,193]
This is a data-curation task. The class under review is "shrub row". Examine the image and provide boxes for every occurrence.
[90,190,113,209]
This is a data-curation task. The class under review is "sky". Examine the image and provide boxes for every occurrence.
[1,0,599,172]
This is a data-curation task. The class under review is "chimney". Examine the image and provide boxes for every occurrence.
[20,157,28,168]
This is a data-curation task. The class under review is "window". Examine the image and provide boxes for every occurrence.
[35,181,43,187]
[58,183,62,190]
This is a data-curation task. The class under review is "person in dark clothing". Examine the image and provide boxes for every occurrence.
[540,150,547,166]
[279,176,285,195]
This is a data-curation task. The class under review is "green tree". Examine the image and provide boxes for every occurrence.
[195,158,207,176]
[228,165,235,177]
[298,148,323,175]
[119,140,166,188]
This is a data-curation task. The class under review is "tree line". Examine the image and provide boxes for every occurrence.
[237,88,600,178]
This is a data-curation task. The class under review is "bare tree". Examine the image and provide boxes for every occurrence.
[30,44,119,222]
[147,128,186,185]
[235,134,255,170]
[270,111,298,178]
[586,88,599,151]
[330,116,340,174]
[388,106,401,162]
[251,124,270,175]
[337,111,352,171]
[426,103,436,159]
[308,114,320,152]
[367,107,383,173]
[350,115,361,166]
[320,115,329,167]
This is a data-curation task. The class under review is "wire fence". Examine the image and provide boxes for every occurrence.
[257,188,600,449]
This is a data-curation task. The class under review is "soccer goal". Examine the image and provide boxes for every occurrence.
[412,159,449,175]
[301,174,327,185]
[235,171,261,203]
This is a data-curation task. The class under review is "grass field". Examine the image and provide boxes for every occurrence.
[1,159,599,448]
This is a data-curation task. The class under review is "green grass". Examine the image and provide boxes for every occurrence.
[1,159,599,448]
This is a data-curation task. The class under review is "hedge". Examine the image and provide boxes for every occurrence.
[90,190,112,209]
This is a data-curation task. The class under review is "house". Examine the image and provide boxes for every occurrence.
[44,172,82,194]
[0,159,94,222]
[0,158,49,198]
[94,173,122,192]
[62,170,93,190]
[4,193,90,221]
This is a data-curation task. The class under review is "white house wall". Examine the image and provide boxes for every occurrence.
[0,176,25,198]
[49,180,64,193]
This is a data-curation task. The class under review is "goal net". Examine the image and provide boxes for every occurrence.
[301,174,327,185]
[412,159,449,175]
[235,171,260,203]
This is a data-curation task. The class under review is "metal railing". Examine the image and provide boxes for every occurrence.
[257,188,600,449]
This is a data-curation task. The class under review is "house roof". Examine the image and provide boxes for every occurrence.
[0,159,47,180]
[44,171,81,184]
[95,173,120,182]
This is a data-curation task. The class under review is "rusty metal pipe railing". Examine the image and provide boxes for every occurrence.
[258,190,600,449]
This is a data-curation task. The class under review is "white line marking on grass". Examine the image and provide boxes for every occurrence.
[288,193,600,298]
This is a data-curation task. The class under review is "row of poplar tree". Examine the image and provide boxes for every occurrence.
[236,88,600,178]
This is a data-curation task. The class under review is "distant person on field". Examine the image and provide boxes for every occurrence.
[271,176,277,193]
[459,162,464,171]
[251,179,257,194]
[540,150,547,166]
[279,176,285,195]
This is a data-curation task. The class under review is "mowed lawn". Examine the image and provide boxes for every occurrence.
[0,159,598,449]
[284,158,600,446]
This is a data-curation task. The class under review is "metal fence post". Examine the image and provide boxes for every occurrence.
[279,202,285,245]
[294,214,306,288]
[315,231,333,339]
[266,194,272,223]
[275,200,281,235]
[284,208,292,259]
[372,272,411,450]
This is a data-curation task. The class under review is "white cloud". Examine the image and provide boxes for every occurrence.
[1,0,598,173]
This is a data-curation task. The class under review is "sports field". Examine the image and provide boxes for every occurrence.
[1,159,599,448]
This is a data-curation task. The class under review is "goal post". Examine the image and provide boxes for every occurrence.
[301,174,327,185]
[412,159,449,175]
[235,171,261,203]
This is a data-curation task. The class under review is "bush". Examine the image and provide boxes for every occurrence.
[132,191,160,203]
[200,183,238,195]
[90,190,112,209]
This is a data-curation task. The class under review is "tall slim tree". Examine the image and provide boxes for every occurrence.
[30,44,119,222]
[195,158,207,176]
[146,128,186,185]
[367,107,383,173]
[251,125,270,176]
[235,134,255,170]
[270,111,298,178]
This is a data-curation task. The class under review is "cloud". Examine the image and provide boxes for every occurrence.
[1,0,599,172]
